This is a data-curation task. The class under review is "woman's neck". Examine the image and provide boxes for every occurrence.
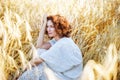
[54,36,62,41]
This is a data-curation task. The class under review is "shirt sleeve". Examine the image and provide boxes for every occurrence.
[39,42,82,73]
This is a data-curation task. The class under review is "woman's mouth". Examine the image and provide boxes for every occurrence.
[48,33,52,34]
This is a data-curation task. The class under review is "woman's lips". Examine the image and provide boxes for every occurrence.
[48,33,52,34]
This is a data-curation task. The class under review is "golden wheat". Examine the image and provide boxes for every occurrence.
[80,43,118,80]
[0,0,120,80]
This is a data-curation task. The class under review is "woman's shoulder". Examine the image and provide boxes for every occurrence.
[50,37,76,49]
[61,37,74,43]
[56,37,75,46]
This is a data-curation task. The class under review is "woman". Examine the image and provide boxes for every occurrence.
[18,14,83,80]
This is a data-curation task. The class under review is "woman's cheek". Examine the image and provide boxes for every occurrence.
[50,28,55,32]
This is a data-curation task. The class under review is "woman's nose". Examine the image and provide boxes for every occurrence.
[47,27,51,32]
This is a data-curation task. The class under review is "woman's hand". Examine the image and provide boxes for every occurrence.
[40,14,47,29]
[22,62,32,71]
[30,57,44,66]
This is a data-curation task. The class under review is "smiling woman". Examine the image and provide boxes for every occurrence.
[18,14,83,80]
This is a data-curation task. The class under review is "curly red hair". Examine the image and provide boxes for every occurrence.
[45,15,72,38]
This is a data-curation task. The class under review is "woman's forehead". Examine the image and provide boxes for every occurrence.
[47,20,54,26]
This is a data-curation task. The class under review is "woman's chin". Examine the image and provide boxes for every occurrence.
[48,35,53,38]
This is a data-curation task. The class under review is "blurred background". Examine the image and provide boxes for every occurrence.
[0,0,120,80]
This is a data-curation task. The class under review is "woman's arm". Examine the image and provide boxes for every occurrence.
[30,57,44,66]
[23,58,44,71]
[36,14,47,48]
[36,14,51,50]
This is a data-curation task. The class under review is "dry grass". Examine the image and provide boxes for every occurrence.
[81,43,118,80]
[0,0,120,80]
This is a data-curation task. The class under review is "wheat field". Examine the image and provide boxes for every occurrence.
[0,0,120,80]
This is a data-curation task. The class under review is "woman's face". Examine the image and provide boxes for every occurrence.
[46,20,58,38]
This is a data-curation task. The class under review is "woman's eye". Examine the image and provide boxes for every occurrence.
[50,25,54,28]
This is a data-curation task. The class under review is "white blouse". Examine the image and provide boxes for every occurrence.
[40,37,83,80]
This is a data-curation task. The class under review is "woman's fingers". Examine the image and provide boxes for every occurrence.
[26,62,32,70]
[42,14,47,28]
[43,14,47,24]
[22,62,31,71]
[40,14,47,30]
[30,59,37,67]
